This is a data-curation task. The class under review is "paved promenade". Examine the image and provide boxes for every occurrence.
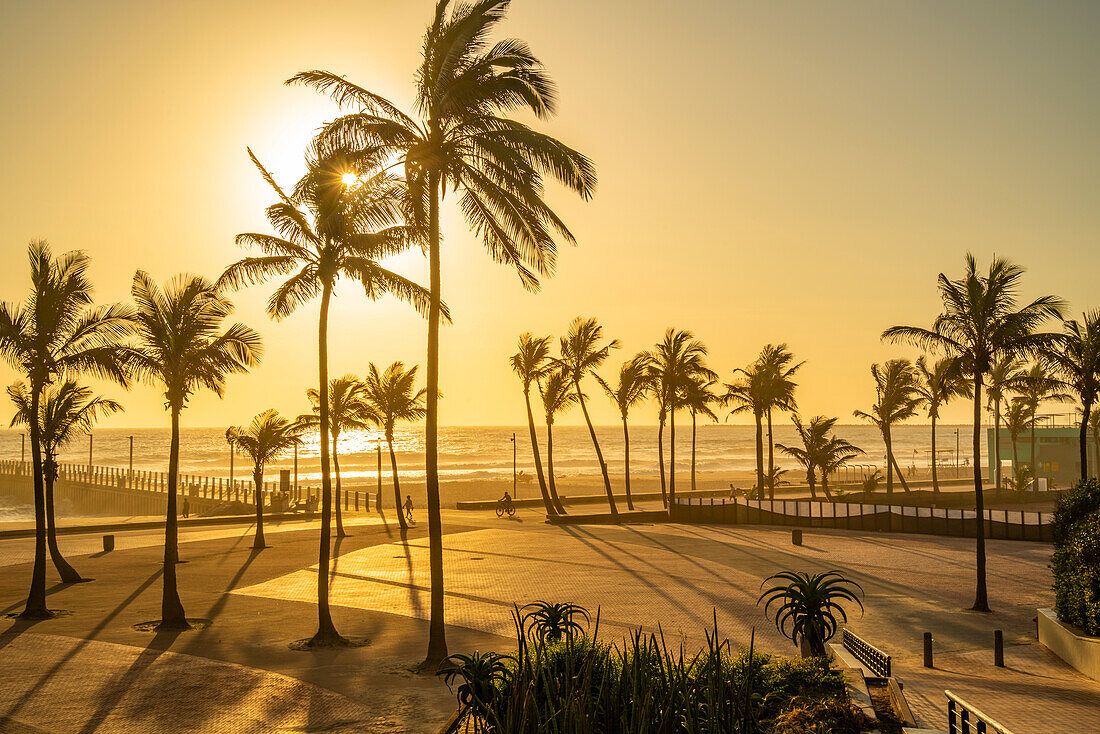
[1,506,1097,732]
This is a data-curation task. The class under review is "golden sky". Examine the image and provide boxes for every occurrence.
[1,0,1097,429]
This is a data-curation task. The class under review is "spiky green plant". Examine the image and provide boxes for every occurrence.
[759,571,864,657]
[520,601,590,644]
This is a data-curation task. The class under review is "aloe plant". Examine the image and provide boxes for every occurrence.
[758,570,864,657]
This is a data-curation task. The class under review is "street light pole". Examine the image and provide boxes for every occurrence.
[21,434,25,466]
[128,435,134,488]
[955,428,960,478]
[293,443,298,492]
[88,432,93,469]
[511,432,517,498]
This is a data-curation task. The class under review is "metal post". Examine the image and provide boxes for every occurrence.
[376,442,382,511]
[994,629,1004,667]
[128,435,134,488]
[293,443,298,491]
[955,428,960,478]
[21,434,25,466]
[88,432,93,469]
[511,432,516,498]
[924,632,934,668]
[229,440,234,484]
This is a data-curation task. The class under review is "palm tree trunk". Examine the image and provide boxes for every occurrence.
[622,415,635,511]
[1030,414,1038,491]
[45,454,83,583]
[332,434,346,538]
[808,471,817,499]
[389,435,407,531]
[157,406,189,630]
[577,385,617,518]
[1093,424,1099,480]
[669,408,677,505]
[883,426,894,495]
[1079,401,1091,481]
[1011,433,1019,487]
[310,280,344,646]
[891,451,912,492]
[546,419,561,507]
[755,411,766,500]
[690,410,698,493]
[20,385,49,619]
[821,471,832,499]
[524,387,557,516]
[971,374,990,612]
[766,407,775,493]
[657,413,667,507]
[994,399,1003,490]
[931,414,940,493]
[253,467,266,549]
[422,170,447,669]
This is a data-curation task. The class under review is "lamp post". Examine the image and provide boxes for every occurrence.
[511,432,517,498]
[88,432,93,469]
[293,442,298,491]
[21,434,25,466]
[376,441,382,511]
[128,435,134,488]
[955,428,960,478]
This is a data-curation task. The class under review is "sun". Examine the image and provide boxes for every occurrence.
[341,172,359,186]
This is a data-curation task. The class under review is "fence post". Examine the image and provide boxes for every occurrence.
[994,629,1004,667]
[924,632,933,668]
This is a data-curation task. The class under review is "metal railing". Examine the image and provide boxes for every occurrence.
[946,691,1013,734]
[841,629,891,679]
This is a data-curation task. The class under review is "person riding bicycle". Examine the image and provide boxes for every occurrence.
[496,491,515,517]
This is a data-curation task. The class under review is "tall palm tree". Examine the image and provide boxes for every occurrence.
[777,416,862,500]
[127,272,261,630]
[227,410,307,549]
[1043,311,1100,481]
[218,151,431,647]
[302,376,372,538]
[539,370,578,512]
[363,361,428,532]
[651,329,713,505]
[510,333,560,515]
[679,375,719,493]
[557,317,620,517]
[883,254,1064,612]
[8,380,122,583]
[914,356,971,493]
[290,0,597,667]
[1014,363,1070,489]
[0,242,134,619]
[725,361,770,498]
[1003,399,1034,487]
[853,360,920,495]
[595,352,652,510]
[757,344,803,493]
[1091,410,1100,479]
[986,358,1024,490]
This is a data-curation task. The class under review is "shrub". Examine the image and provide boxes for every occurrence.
[1051,479,1100,635]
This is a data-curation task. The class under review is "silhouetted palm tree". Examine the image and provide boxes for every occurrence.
[884,254,1064,612]
[757,344,803,493]
[539,370,578,512]
[302,376,372,538]
[0,242,133,618]
[1091,411,1100,479]
[594,353,652,510]
[227,410,307,549]
[777,416,862,499]
[679,375,719,493]
[558,317,620,517]
[290,0,596,668]
[853,360,920,495]
[986,358,1024,490]
[1003,399,1033,486]
[1043,311,1100,480]
[651,329,713,505]
[218,151,430,647]
[363,361,427,532]
[8,380,122,583]
[510,333,560,515]
[725,361,770,498]
[1015,363,1071,489]
[914,356,971,493]
[127,272,261,630]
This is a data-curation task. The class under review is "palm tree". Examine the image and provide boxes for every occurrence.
[1014,363,1071,489]
[557,317,620,517]
[218,151,431,647]
[818,435,865,496]
[757,344,803,494]
[1003,399,1034,487]
[8,380,122,583]
[853,360,920,495]
[1043,311,1100,481]
[777,415,862,500]
[758,570,864,658]
[595,352,652,511]
[510,334,560,515]
[539,370,578,512]
[724,362,769,498]
[651,329,713,505]
[302,376,372,538]
[986,358,1024,490]
[883,254,1064,612]
[914,356,971,493]
[290,0,597,667]
[227,410,307,549]
[127,272,261,630]
[1091,411,1100,479]
[363,361,428,532]
[679,375,719,493]
[0,242,134,619]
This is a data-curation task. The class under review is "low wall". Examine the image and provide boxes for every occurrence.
[1038,608,1100,682]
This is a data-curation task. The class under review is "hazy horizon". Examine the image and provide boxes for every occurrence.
[2,0,1097,430]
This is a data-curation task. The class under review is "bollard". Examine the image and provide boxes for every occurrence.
[791,529,802,546]
[994,629,1004,667]
[923,632,934,668]
[103,534,115,553]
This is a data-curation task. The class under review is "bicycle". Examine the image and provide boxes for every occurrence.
[496,498,516,518]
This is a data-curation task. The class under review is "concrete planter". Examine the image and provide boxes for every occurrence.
[1037,608,1100,682]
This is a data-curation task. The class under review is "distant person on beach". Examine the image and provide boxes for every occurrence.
[182,497,190,518]
[403,495,414,523]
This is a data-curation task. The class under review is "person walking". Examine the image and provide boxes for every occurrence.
[403,494,414,524]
